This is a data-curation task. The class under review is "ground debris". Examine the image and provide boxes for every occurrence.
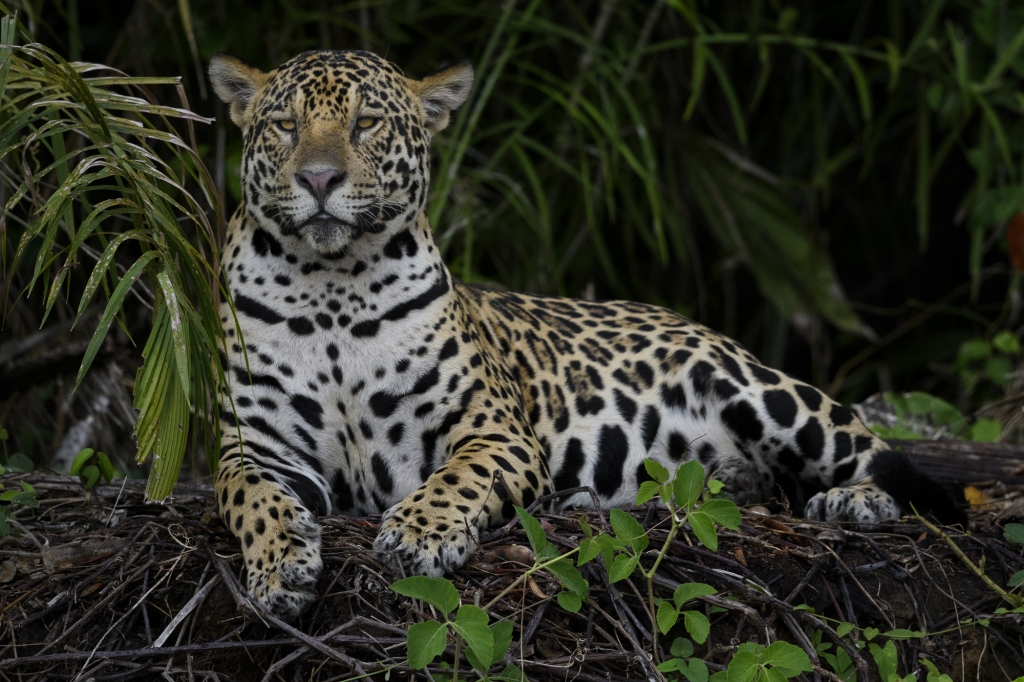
[1,473,1022,681]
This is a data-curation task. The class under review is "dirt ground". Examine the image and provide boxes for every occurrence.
[0,473,1022,682]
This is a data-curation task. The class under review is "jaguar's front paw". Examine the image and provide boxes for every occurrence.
[373,502,480,577]
[805,482,899,528]
[236,506,323,622]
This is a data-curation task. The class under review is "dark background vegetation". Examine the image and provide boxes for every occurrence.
[2,0,1024,477]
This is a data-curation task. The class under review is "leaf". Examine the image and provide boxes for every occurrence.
[156,269,191,405]
[658,659,685,673]
[993,331,1021,355]
[674,582,717,607]
[881,38,901,90]
[725,649,761,682]
[836,622,854,638]
[496,664,527,682]
[707,479,725,495]
[882,629,925,640]
[82,465,99,491]
[688,511,719,551]
[609,553,639,582]
[868,641,898,682]
[76,250,160,390]
[96,453,114,482]
[645,458,670,484]
[452,605,493,672]
[557,591,582,613]
[863,627,879,641]
[683,610,711,644]
[657,602,679,634]
[837,49,872,122]
[391,576,461,615]
[674,460,706,510]
[490,621,514,665]
[70,448,94,476]
[515,506,550,555]
[636,480,662,505]
[683,37,707,120]
[671,637,694,658]
[6,454,34,473]
[545,558,588,600]
[610,509,649,552]
[970,419,1002,443]
[578,537,603,566]
[578,518,593,538]
[699,499,741,529]
[762,641,813,675]
[406,620,448,670]
[1004,523,1024,545]
[594,533,621,568]
[683,658,710,682]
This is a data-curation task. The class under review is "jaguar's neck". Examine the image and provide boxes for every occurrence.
[227,209,454,344]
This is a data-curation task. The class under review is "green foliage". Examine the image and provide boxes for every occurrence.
[390,506,590,677]
[874,387,1004,442]
[391,575,520,678]
[578,459,740,677]
[708,641,812,682]
[514,506,589,609]
[920,659,954,682]
[1006,523,1024,545]
[0,10,224,498]
[867,640,899,682]
[812,629,856,682]
[0,480,38,537]
[69,447,114,499]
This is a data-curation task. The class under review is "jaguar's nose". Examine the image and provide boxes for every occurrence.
[295,169,346,205]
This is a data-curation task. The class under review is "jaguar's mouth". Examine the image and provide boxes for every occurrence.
[299,213,355,245]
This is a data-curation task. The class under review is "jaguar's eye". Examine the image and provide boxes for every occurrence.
[277,119,296,132]
[356,117,378,130]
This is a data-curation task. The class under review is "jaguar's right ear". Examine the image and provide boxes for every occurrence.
[209,52,269,129]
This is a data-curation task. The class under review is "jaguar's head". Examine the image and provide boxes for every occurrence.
[209,50,473,255]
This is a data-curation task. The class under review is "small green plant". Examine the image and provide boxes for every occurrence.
[389,502,593,681]
[708,641,813,682]
[953,332,1020,408]
[70,448,114,500]
[390,575,521,680]
[811,628,856,682]
[0,481,38,537]
[658,636,712,682]
[513,506,589,612]
[576,459,740,671]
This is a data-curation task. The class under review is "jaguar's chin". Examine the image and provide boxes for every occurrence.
[299,214,358,254]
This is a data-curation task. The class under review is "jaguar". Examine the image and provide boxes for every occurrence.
[207,49,965,621]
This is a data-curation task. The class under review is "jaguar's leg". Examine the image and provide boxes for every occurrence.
[215,442,327,621]
[373,442,549,576]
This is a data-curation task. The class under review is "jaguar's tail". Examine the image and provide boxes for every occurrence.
[869,447,967,526]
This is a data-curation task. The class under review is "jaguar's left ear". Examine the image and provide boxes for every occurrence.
[409,61,474,134]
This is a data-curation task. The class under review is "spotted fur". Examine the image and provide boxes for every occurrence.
[208,49,966,621]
